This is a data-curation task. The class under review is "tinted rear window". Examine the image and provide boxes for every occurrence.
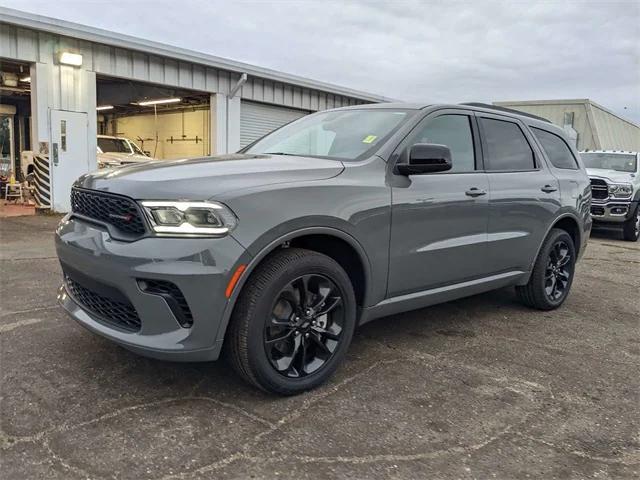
[532,127,578,169]
[480,118,535,171]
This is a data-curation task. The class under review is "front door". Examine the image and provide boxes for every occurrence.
[388,110,490,298]
[50,110,88,212]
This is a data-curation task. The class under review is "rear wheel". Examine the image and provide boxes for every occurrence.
[226,248,356,395]
[622,204,640,242]
[516,228,576,310]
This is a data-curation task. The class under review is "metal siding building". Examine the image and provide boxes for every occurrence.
[0,7,389,211]
[494,99,640,151]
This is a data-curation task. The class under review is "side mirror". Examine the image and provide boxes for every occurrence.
[396,143,452,175]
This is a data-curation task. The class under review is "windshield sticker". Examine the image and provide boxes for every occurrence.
[362,135,378,144]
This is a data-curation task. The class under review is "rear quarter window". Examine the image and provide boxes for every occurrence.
[531,127,578,170]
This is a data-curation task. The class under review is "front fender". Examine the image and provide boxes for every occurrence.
[214,225,373,346]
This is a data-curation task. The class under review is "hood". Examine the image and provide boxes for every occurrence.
[98,152,154,164]
[76,154,345,200]
[586,168,636,184]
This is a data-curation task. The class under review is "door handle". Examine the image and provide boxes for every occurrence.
[541,185,558,193]
[465,188,487,197]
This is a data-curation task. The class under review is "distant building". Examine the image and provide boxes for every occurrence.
[0,7,388,211]
[493,99,640,152]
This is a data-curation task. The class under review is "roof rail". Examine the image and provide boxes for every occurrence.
[460,103,551,123]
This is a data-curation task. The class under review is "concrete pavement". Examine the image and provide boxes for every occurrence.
[1,215,638,479]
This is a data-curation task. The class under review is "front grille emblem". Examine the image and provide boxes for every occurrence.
[108,213,134,222]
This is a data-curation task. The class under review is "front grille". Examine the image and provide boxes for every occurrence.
[591,206,605,216]
[137,279,193,328]
[71,188,146,237]
[590,179,609,200]
[65,275,141,332]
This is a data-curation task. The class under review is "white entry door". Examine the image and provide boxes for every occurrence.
[50,110,88,212]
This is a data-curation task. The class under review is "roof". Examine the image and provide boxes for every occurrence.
[0,7,392,103]
[580,150,639,154]
[494,99,640,129]
[335,102,560,128]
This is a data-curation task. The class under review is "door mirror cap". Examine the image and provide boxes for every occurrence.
[397,143,453,175]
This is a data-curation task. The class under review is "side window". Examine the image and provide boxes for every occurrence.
[408,114,476,173]
[480,118,535,171]
[531,127,578,169]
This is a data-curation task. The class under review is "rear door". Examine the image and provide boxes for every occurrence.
[387,109,490,297]
[477,113,561,273]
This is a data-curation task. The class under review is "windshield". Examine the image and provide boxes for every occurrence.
[130,141,147,156]
[98,138,132,154]
[581,153,637,173]
[244,109,415,161]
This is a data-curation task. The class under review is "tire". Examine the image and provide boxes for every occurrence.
[516,228,576,310]
[226,248,357,395]
[622,204,640,242]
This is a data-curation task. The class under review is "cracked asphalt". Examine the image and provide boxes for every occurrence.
[1,215,638,479]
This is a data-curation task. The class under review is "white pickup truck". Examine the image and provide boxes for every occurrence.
[97,135,154,168]
[581,150,640,241]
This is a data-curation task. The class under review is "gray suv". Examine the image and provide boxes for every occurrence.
[56,103,592,394]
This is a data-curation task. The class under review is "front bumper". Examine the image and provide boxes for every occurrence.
[590,200,638,224]
[55,215,249,361]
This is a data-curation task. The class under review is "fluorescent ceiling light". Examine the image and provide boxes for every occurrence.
[96,105,114,111]
[137,98,181,106]
[20,76,30,82]
[59,51,83,66]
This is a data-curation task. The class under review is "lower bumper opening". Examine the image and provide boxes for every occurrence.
[63,268,141,332]
[137,279,194,328]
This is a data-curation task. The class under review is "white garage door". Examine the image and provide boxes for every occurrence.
[240,101,309,148]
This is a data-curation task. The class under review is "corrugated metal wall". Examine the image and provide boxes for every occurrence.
[495,101,640,151]
[240,101,308,148]
[590,104,640,151]
[0,23,366,111]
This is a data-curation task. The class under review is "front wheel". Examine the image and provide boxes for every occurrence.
[226,248,357,395]
[516,228,576,310]
[622,204,640,242]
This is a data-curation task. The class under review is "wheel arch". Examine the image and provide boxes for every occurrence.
[550,215,582,257]
[215,226,372,345]
[519,213,583,287]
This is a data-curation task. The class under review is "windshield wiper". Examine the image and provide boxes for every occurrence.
[263,152,297,156]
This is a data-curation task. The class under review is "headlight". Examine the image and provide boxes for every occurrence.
[140,201,237,236]
[609,183,633,198]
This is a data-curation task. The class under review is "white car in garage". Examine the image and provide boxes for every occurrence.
[97,135,154,168]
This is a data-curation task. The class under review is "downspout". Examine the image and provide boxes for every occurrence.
[226,73,247,152]
[229,73,248,99]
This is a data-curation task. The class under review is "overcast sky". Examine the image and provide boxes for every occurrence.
[2,0,639,122]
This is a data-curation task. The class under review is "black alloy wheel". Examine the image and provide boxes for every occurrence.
[265,274,344,378]
[226,248,357,395]
[516,228,576,310]
[544,240,572,301]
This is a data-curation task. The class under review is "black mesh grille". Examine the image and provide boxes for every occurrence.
[71,188,146,236]
[138,279,193,327]
[591,206,605,216]
[65,275,141,332]
[590,179,608,200]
